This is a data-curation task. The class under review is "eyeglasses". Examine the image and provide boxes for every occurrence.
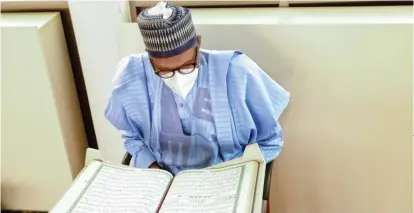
[156,65,197,78]
[151,47,199,79]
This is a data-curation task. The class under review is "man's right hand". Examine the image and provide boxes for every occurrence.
[149,162,161,169]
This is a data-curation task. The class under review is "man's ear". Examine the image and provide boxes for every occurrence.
[196,35,201,46]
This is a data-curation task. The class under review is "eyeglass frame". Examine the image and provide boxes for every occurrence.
[150,46,199,79]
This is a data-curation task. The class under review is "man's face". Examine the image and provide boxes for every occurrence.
[151,36,201,78]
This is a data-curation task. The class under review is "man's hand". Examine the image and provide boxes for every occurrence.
[149,162,161,169]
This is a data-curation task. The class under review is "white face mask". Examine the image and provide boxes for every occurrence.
[163,68,199,99]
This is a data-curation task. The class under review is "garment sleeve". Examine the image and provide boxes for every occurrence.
[242,54,290,163]
[104,90,156,168]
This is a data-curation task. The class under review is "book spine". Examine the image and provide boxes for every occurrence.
[155,178,173,213]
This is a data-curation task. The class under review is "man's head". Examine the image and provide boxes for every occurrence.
[137,2,200,77]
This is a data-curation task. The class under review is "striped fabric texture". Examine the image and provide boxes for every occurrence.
[137,3,197,58]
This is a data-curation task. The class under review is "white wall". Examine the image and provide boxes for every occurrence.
[68,1,128,162]
[69,3,413,213]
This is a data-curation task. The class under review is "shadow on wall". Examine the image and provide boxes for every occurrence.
[196,25,295,89]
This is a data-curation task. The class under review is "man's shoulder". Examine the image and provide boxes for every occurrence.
[201,49,255,76]
[112,53,147,88]
[200,48,243,59]
[223,50,261,78]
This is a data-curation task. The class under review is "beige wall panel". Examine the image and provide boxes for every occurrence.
[1,12,87,211]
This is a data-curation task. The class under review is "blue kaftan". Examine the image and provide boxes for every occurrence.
[105,49,290,175]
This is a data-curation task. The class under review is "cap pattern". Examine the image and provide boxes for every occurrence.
[137,3,197,58]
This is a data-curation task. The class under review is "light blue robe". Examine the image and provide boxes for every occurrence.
[105,49,290,175]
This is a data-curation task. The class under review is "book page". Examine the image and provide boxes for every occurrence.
[50,161,173,213]
[207,144,266,213]
[158,161,258,213]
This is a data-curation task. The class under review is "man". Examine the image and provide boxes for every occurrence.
[105,2,290,175]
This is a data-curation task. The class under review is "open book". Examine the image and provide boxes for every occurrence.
[50,144,266,213]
